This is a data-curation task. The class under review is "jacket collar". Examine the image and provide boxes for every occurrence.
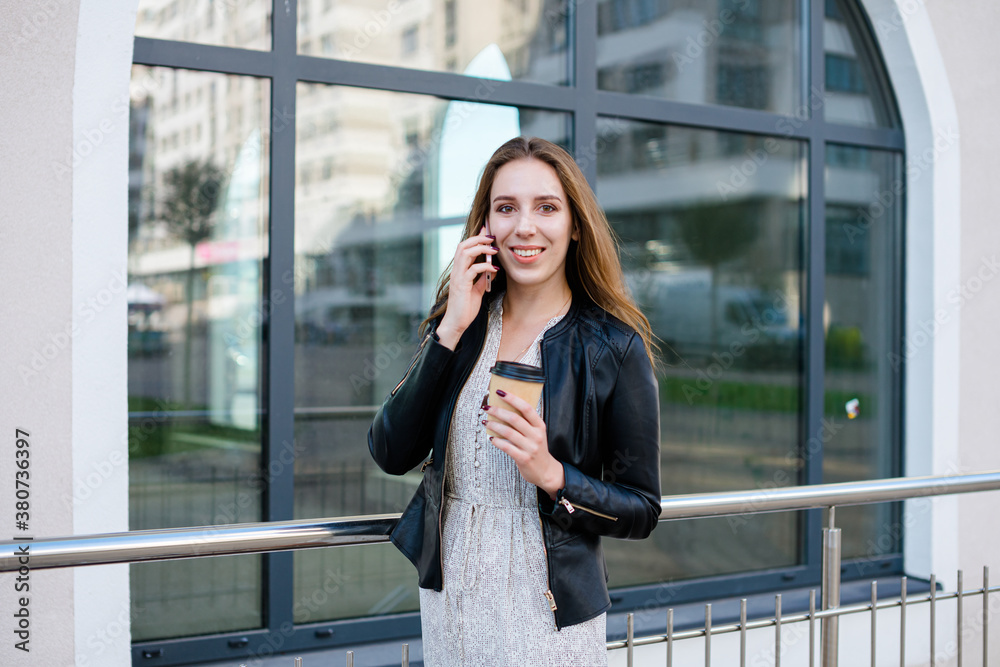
[543,290,587,340]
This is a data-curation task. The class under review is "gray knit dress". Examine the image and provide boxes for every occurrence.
[418,295,608,667]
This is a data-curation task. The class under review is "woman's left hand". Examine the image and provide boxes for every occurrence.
[485,390,565,499]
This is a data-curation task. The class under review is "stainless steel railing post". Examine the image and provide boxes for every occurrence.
[704,604,712,667]
[870,581,877,667]
[900,576,908,666]
[958,569,965,665]
[740,598,747,667]
[821,506,841,667]
[930,574,937,667]
[666,608,674,667]
[775,593,783,667]
[983,566,990,667]
[809,589,816,667]
[626,612,634,667]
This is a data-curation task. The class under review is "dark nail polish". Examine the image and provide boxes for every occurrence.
[481,419,488,425]
[481,393,490,410]
[486,235,496,240]
[483,405,490,410]
[496,389,507,397]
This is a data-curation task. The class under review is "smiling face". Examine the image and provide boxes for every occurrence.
[488,158,579,294]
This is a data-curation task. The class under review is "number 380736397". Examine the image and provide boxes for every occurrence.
[14,429,30,531]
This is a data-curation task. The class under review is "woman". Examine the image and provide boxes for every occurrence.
[368,136,661,666]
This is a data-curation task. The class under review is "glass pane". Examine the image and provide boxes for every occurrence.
[292,83,570,622]
[596,117,806,584]
[297,0,569,85]
[823,0,899,127]
[128,65,270,640]
[824,144,902,565]
[135,0,272,51]
[597,0,801,114]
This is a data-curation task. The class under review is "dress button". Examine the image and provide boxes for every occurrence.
[474,460,480,468]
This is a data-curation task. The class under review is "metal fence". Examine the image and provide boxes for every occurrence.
[608,568,995,667]
[213,569,1000,667]
[3,470,1000,666]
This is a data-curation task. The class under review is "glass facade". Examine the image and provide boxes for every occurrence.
[823,145,902,563]
[297,0,570,85]
[135,0,272,50]
[597,0,801,113]
[823,0,899,127]
[128,0,905,660]
[596,119,806,580]
[127,65,270,640]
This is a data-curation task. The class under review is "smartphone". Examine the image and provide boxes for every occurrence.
[483,218,492,292]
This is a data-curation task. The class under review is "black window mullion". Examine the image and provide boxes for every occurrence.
[295,55,577,111]
[596,91,903,151]
[825,123,904,150]
[803,0,828,575]
[892,149,907,547]
[571,0,597,184]
[262,0,297,635]
[597,91,816,141]
[133,36,274,76]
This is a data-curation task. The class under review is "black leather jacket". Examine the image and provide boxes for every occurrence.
[367,293,662,629]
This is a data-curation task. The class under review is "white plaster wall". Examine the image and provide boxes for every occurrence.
[70,0,137,664]
[0,0,135,665]
[853,0,964,591]
[0,2,83,663]
[920,3,1000,666]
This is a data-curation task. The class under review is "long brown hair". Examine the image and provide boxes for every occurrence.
[420,136,659,368]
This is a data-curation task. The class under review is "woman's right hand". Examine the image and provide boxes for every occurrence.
[435,226,498,350]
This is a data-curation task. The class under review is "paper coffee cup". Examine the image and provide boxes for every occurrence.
[486,361,545,432]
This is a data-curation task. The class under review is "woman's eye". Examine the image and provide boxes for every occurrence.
[497,205,514,213]
[540,204,556,212]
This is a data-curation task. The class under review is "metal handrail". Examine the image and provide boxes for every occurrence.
[2,470,999,572]
[655,469,1000,519]
[610,571,996,667]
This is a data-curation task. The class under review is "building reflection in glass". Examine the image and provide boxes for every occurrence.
[127,64,270,640]
[297,0,570,85]
[597,0,801,114]
[823,145,901,565]
[823,0,899,127]
[135,0,272,50]
[597,117,806,582]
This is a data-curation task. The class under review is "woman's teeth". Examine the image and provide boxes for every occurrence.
[513,248,542,257]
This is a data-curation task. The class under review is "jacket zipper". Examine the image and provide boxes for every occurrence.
[558,497,618,521]
[537,341,558,627]
[391,332,431,396]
